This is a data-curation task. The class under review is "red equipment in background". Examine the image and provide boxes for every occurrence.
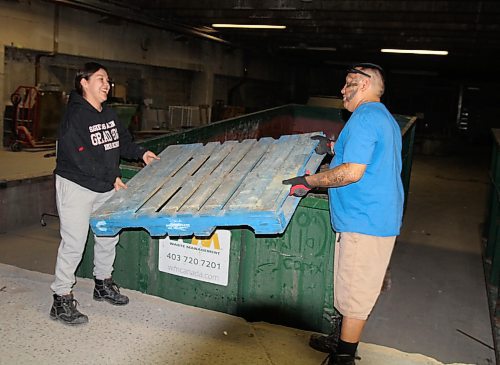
[9,85,57,151]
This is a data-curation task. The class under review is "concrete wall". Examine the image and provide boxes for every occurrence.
[0,0,286,146]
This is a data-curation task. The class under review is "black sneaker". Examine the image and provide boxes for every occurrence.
[50,293,89,325]
[321,354,356,365]
[93,278,129,305]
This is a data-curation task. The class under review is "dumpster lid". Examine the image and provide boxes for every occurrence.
[90,132,325,237]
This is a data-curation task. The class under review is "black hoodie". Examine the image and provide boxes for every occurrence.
[54,91,146,193]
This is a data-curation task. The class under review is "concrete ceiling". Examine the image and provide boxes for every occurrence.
[48,0,500,79]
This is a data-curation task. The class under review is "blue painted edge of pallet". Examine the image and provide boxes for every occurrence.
[279,150,326,225]
[90,209,286,237]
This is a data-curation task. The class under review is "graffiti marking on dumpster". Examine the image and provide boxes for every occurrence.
[158,230,231,286]
[282,257,323,274]
[257,257,323,274]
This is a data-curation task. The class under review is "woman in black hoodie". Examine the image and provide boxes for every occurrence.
[50,62,158,325]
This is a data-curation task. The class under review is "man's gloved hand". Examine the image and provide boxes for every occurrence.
[282,173,312,197]
[311,135,334,156]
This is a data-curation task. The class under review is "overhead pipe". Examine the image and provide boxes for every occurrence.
[45,0,230,45]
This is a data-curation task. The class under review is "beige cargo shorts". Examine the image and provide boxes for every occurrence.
[333,232,396,320]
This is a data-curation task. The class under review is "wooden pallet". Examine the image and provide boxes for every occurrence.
[90,132,325,237]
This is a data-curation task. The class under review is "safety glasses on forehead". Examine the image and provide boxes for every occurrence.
[346,63,384,78]
[347,68,371,78]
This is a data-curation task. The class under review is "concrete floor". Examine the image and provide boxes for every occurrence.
[0,149,55,181]
[0,147,495,364]
[363,151,496,365]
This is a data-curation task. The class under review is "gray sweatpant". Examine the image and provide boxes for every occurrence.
[51,175,119,296]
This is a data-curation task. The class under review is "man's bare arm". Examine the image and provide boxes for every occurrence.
[306,163,366,188]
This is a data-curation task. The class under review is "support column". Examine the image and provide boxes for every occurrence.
[190,67,214,125]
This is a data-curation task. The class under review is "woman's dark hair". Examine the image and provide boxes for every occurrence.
[74,62,108,95]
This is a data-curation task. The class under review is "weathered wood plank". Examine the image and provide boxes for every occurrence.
[139,142,219,214]
[257,134,320,210]
[278,151,326,222]
[160,142,237,213]
[199,137,274,213]
[226,134,300,210]
[179,139,255,212]
[93,144,200,216]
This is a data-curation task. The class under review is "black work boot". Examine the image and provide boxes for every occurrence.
[324,354,356,365]
[328,354,356,365]
[50,293,89,325]
[310,332,339,353]
[93,278,129,305]
[310,315,342,353]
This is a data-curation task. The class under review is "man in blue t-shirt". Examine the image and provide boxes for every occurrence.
[283,63,403,365]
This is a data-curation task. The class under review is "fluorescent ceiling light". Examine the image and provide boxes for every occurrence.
[381,48,448,56]
[212,24,286,29]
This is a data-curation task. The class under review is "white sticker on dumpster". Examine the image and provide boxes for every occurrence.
[158,230,231,286]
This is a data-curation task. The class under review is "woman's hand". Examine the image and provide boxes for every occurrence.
[114,177,127,191]
[142,150,160,165]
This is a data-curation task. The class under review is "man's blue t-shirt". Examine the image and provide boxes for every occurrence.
[328,102,404,236]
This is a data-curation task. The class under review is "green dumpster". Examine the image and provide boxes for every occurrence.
[109,103,138,129]
[77,104,416,333]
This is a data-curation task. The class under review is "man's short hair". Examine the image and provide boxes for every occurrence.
[347,62,385,96]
